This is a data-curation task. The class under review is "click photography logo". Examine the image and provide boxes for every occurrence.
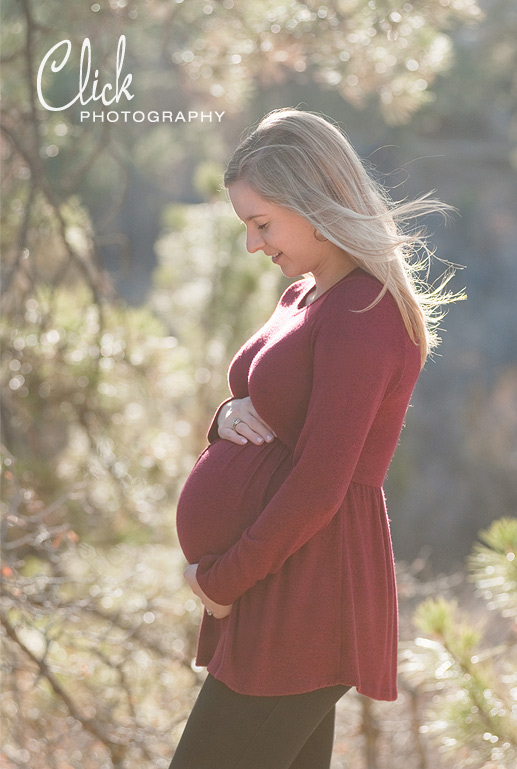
[37,34,225,124]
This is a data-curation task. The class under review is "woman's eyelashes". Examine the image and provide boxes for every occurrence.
[257,223,268,230]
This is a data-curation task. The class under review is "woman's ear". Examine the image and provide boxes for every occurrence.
[313,228,328,242]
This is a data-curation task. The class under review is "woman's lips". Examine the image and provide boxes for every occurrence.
[271,252,282,263]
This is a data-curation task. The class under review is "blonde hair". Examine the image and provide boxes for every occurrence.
[224,107,461,366]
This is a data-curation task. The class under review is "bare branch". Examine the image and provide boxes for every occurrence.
[1,182,35,297]
[0,612,129,766]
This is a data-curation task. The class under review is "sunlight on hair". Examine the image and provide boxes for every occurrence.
[224,108,466,366]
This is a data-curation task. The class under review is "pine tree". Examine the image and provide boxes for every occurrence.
[403,518,517,768]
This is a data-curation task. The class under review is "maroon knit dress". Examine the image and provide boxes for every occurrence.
[176,268,421,700]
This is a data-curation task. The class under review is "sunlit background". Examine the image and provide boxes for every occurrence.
[1,0,516,767]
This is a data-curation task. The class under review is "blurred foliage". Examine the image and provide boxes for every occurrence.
[152,198,285,437]
[0,190,285,764]
[413,0,517,148]
[1,0,482,124]
[1,442,205,768]
[401,518,517,768]
[0,0,484,311]
[0,197,281,767]
[468,518,517,620]
[0,281,211,766]
[0,0,480,307]
[1,284,199,545]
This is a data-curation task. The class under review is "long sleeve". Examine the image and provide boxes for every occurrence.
[196,289,410,605]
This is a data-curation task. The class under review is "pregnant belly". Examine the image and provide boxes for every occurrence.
[176,438,292,563]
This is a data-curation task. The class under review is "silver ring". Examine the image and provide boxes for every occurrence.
[206,609,213,616]
[232,418,243,431]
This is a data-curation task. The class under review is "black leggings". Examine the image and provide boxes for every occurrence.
[169,674,351,769]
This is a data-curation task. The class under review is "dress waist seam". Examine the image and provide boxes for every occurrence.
[349,475,383,489]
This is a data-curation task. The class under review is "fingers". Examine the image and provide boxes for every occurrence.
[218,425,249,445]
[231,418,274,446]
[183,564,232,619]
[205,603,232,620]
[244,406,277,439]
[220,419,274,446]
[218,397,277,445]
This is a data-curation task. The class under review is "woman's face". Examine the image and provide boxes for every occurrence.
[227,181,346,281]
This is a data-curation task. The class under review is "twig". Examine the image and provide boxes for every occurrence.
[360,695,380,769]
[0,612,129,766]
[1,182,35,297]
[401,682,428,769]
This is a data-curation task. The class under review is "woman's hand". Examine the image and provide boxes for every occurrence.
[217,396,276,446]
[184,563,233,619]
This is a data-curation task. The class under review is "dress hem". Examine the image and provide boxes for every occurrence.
[202,661,398,702]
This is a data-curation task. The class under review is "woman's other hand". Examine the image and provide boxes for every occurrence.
[217,397,276,446]
[184,564,233,619]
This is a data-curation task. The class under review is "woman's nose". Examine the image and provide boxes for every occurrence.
[246,229,265,253]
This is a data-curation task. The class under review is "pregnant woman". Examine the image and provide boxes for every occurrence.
[170,108,455,769]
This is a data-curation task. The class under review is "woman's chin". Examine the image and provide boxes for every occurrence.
[278,264,297,278]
